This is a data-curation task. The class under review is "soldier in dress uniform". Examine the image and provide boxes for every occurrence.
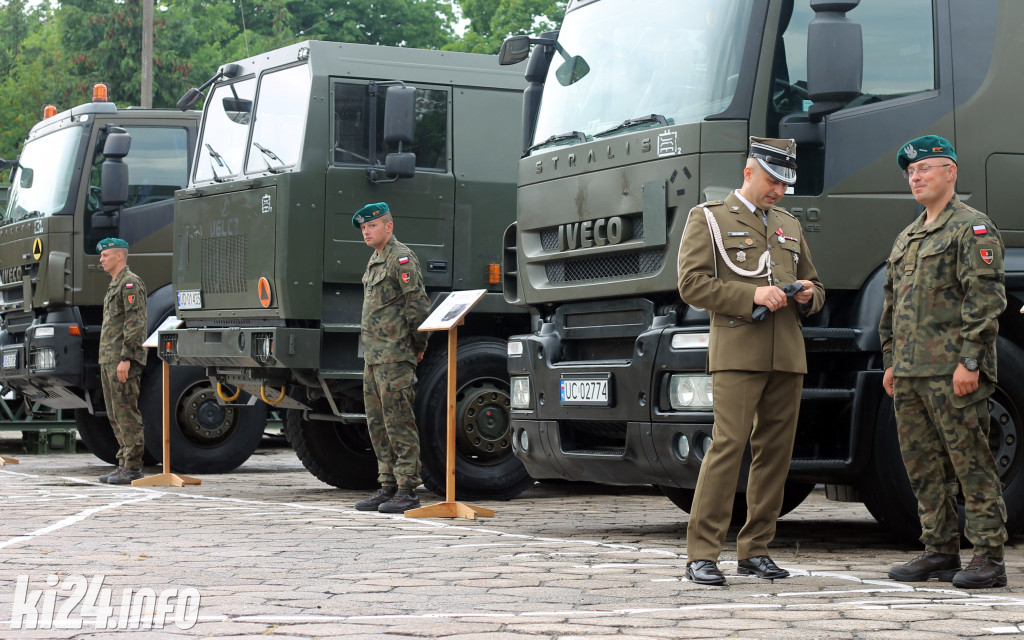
[881,135,1008,588]
[96,237,148,484]
[677,137,825,585]
[352,202,432,514]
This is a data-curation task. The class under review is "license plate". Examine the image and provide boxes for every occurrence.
[2,352,17,369]
[560,376,610,406]
[177,290,202,310]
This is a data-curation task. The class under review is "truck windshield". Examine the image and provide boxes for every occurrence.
[2,126,84,224]
[194,77,257,183]
[532,0,754,149]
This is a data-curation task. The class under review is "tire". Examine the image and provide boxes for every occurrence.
[414,337,534,501]
[74,409,119,465]
[860,336,1024,540]
[284,406,378,490]
[659,481,815,524]
[140,366,266,474]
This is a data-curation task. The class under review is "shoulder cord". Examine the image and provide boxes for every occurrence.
[702,206,773,283]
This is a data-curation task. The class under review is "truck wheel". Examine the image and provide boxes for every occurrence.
[73,409,119,465]
[140,366,266,474]
[659,481,815,524]
[860,336,1024,539]
[415,337,534,501]
[284,407,378,490]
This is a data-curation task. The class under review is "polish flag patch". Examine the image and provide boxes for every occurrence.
[973,225,988,235]
[980,249,994,264]
[125,282,134,289]
[398,256,410,264]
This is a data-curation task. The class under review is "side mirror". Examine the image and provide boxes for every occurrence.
[18,167,33,189]
[91,211,119,229]
[222,97,252,125]
[384,152,416,180]
[499,35,532,66]
[383,86,415,145]
[805,0,862,119]
[555,55,590,86]
[103,130,131,159]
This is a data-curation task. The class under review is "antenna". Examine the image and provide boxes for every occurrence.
[239,0,249,56]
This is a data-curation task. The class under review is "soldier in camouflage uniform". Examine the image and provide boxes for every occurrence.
[96,238,148,485]
[881,135,1007,589]
[352,202,431,514]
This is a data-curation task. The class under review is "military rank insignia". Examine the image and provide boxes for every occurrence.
[980,249,994,264]
[401,273,410,284]
[398,256,410,265]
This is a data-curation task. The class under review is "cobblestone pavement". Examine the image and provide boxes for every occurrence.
[1,443,1023,639]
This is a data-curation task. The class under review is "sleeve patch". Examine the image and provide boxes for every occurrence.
[125,282,135,289]
[127,294,136,304]
[973,224,988,235]
[401,273,410,284]
[398,256,410,264]
[980,248,994,264]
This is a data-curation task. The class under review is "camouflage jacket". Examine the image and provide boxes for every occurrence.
[99,266,148,365]
[880,194,1005,380]
[361,236,430,365]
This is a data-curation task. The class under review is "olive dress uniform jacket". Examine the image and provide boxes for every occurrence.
[677,192,825,372]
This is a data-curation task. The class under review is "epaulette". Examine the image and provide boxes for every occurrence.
[698,200,724,207]
[773,205,796,219]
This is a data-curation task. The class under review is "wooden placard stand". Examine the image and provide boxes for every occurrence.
[0,454,18,466]
[405,290,494,520]
[132,318,199,488]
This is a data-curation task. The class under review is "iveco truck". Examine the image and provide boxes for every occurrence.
[159,41,532,499]
[500,0,1024,538]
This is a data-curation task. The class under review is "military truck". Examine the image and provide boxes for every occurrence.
[499,0,1024,539]
[0,88,268,473]
[158,41,532,499]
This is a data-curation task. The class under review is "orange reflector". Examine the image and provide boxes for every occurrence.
[487,263,501,285]
[42,105,58,119]
[165,341,173,351]
[68,326,82,336]
[92,83,109,102]
[257,277,272,308]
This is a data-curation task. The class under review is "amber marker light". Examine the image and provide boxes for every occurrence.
[92,83,109,102]
[488,263,501,285]
[68,326,82,336]
[42,105,58,119]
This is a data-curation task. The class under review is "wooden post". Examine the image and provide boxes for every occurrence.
[405,321,494,520]
[131,361,200,487]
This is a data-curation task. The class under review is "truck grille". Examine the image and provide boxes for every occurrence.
[202,235,247,294]
[546,249,664,283]
[540,217,645,250]
[1,265,24,284]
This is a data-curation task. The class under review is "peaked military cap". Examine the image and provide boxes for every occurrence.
[96,237,129,252]
[749,137,797,185]
[352,201,390,229]
[897,134,957,171]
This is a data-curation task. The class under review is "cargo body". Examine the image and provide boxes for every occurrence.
[160,42,532,498]
[502,0,1024,537]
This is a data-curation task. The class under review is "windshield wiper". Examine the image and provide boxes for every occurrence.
[13,210,43,223]
[205,143,232,182]
[594,114,669,139]
[253,142,285,173]
[526,131,588,154]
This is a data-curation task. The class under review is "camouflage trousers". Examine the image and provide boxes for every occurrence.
[99,362,145,470]
[893,376,1007,557]
[363,361,422,489]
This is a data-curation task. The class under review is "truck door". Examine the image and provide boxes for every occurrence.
[324,82,455,289]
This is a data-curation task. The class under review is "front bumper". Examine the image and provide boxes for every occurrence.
[0,324,89,409]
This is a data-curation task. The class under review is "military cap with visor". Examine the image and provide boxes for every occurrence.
[352,201,390,229]
[749,136,798,185]
[96,237,129,252]
[896,134,958,171]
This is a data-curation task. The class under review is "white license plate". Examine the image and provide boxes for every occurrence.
[560,377,610,406]
[2,352,17,369]
[177,290,202,310]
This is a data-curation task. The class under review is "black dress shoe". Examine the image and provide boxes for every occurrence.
[737,556,790,579]
[686,560,726,585]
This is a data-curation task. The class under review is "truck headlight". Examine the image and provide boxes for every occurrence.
[511,376,531,409]
[507,340,524,356]
[30,348,56,371]
[668,374,713,410]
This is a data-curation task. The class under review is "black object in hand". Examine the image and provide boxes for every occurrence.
[752,281,806,322]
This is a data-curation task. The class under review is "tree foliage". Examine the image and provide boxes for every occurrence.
[0,0,561,160]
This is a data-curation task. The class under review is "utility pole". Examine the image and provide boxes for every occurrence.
[141,0,154,108]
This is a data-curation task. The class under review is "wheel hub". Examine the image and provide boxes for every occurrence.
[989,396,1019,481]
[178,386,238,446]
[455,382,511,462]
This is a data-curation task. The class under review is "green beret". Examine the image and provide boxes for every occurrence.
[96,237,129,252]
[351,202,390,229]
[897,135,957,171]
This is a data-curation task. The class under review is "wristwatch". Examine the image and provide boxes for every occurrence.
[960,357,979,372]
[120,356,130,362]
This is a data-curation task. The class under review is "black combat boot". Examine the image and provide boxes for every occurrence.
[107,468,144,485]
[99,467,124,483]
[952,555,1007,589]
[355,486,397,511]
[378,488,420,513]
[888,551,961,582]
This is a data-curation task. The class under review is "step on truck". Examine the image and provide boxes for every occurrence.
[499,0,1024,539]
[158,41,533,499]
[0,87,267,473]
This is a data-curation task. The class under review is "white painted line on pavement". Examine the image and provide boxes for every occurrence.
[0,493,160,550]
